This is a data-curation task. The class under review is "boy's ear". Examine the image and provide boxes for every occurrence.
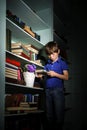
[58,49,60,54]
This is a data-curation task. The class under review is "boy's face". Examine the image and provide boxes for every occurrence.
[48,51,59,62]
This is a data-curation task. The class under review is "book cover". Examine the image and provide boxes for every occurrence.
[35,69,47,74]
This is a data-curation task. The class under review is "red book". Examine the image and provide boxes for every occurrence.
[20,52,30,60]
[17,68,21,81]
[6,57,21,67]
[12,52,31,60]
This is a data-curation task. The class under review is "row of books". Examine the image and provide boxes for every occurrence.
[7,10,40,41]
[5,93,39,113]
[11,42,38,60]
[5,59,24,84]
[11,42,42,66]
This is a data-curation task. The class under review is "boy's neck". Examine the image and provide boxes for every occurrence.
[52,57,59,63]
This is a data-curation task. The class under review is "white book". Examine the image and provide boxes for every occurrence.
[35,69,47,74]
[6,62,19,70]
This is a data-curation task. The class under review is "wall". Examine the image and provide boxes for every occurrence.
[0,0,6,129]
[63,1,87,130]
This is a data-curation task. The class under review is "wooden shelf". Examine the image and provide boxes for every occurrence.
[6,0,49,31]
[6,18,44,49]
[5,110,44,118]
[6,50,44,68]
[5,82,44,94]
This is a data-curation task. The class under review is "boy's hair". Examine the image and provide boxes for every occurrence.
[45,41,60,55]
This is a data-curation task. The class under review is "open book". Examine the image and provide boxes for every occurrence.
[35,69,47,74]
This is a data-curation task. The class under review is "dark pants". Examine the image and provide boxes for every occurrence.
[45,87,65,130]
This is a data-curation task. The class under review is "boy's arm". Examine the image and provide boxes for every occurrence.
[47,70,69,80]
[35,69,47,79]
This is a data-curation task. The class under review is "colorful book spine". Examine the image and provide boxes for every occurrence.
[6,58,21,67]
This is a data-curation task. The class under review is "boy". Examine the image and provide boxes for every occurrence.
[37,41,69,130]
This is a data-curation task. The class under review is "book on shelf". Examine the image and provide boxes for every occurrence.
[5,62,24,84]
[5,94,26,107]
[23,25,35,38]
[29,102,38,108]
[5,77,25,85]
[6,57,21,67]
[5,71,18,77]
[13,52,31,60]
[11,42,23,49]
[11,42,39,60]
[6,61,21,79]
[11,45,31,59]
[19,102,38,108]
[25,94,39,103]
[5,66,18,74]
[11,48,28,53]
[30,51,38,61]
[33,59,42,66]
[6,106,38,112]
[17,68,21,81]
[12,50,37,61]
[6,62,19,70]
[32,94,39,103]
[23,44,39,54]
[11,46,38,61]
[5,74,18,79]
[19,102,30,108]
[11,42,39,53]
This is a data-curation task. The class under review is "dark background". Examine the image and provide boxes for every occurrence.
[54,0,87,130]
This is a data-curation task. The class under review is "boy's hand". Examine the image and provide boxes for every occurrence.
[47,71,56,77]
[35,73,43,78]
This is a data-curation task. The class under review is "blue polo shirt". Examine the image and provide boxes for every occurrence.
[44,56,68,89]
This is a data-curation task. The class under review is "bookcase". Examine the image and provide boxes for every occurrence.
[0,0,53,130]
[0,0,71,129]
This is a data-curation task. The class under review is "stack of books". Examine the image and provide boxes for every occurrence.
[11,42,39,61]
[5,94,38,114]
[11,42,31,60]
[19,101,38,108]
[23,44,39,61]
[5,58,24,84]
[5,63,18,80]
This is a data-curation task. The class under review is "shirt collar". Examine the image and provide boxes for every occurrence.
[48,56,61,64]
